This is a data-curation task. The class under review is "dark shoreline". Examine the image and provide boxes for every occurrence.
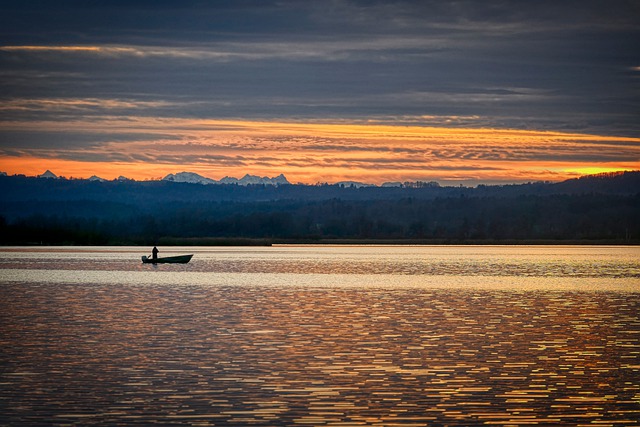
[2,172,639,247]
[274,238,640,246]
[3,237,638,246]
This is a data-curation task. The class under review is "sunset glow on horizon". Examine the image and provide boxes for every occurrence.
[1,118,638,185]
[1,2,638,186]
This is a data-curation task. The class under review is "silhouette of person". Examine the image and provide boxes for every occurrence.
[152,246,159,260]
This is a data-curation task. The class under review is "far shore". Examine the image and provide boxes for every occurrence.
[3,237,638,246]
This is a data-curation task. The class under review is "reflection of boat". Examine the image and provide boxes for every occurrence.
[141,254,193,264]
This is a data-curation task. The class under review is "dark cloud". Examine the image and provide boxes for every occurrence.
[0,0,638,163]
[0,129,180,150]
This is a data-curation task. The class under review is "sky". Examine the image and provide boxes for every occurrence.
[0,0,639,185]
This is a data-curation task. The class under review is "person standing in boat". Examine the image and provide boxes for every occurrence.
[152,246,159,261]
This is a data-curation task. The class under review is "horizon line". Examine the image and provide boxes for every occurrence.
[3,168,637,189]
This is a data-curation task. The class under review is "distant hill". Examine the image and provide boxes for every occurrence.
[0,170,637,207]
[552,171,640,194]
[0,171,637,245]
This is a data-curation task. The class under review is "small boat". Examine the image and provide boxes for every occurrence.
[142,254,193,264]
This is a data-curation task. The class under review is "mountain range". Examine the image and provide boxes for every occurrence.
[5,169,640,194]
[28,170,410,187]
[163,172,290,186]
[23,170,640,195]
[32,170,291,186]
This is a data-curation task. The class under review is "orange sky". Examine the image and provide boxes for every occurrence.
[2,3,638,186]
[1,118,639,185]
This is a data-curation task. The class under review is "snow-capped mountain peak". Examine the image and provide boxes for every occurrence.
[165,172,290,186]
[239,174,267,185]
[38,170,58,179]
[271,174,289,185]
[237,174,291,185]
[163,172,217,185]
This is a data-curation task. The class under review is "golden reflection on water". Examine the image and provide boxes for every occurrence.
[1,283,639,426]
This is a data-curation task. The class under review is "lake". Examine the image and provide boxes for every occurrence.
[1,245,639,426]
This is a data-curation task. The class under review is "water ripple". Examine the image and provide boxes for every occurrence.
[1,283,639,426]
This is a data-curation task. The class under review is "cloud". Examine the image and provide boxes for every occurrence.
[1,117,638,184]
[0,1,638,183]
[0,35,459,62]
[0,98,176,113]
[3,36,634,136]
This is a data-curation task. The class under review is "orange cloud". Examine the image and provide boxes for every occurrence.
[1,117,638,185]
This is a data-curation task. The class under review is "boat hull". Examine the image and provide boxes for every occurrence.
[142,254,193,264]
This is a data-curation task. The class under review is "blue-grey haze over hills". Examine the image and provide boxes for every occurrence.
[1,171,638,245]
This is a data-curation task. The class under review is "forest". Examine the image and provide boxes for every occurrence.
[1,171,638,245]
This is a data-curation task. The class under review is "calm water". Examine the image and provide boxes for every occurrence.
[1,245,639,426]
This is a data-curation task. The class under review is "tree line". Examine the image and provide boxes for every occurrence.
[1,193,637,245]
[1,171,638,245]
